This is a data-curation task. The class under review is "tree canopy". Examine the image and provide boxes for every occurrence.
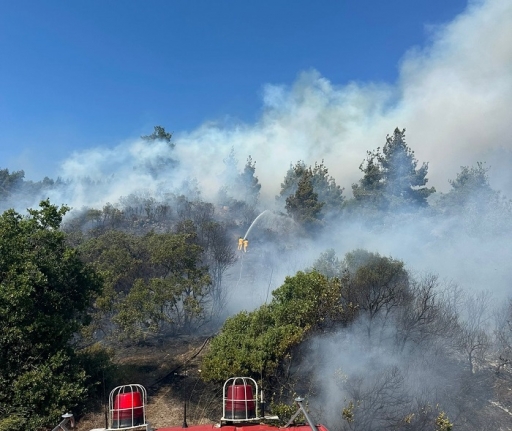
[434,162,512,237]
[278,160,344,222]
[79,222,218,341]
[139,125,177,176]
[201,270,345,382]
[217,149,261,211]
[352,128,435,211]
[141,125,174,148]
[238,155,262,207]
[0,200,103,430]
[285,169,324,232]
[0,168,25,200]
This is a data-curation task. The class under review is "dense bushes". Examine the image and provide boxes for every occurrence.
[0,201,105,430]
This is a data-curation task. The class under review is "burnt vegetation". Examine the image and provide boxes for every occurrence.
[1,126,512,431]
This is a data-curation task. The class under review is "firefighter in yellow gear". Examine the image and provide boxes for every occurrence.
[243,239,249,252]
[238,237,244,250]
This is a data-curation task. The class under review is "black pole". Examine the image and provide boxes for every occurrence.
[182,401,188,428]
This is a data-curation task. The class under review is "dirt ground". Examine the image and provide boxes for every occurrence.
[74,336,512,431]
[76,336,223,430]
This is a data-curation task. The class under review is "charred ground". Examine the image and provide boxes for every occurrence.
[77,336,220,430]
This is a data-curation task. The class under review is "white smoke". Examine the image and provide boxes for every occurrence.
[49,0,512,211]
[172,0,511,201]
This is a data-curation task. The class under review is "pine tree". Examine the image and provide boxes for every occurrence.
[310,160,344,215]
[285,169,324,232]
[139,125,177,176]
[277,161,307,204]
[352,128,434,211]
[278,160,343,219]
[352,150,385,208]
[141,125,174,149]
[238,155,261,207]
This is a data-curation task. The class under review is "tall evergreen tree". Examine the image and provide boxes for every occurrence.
[139,125,177,176]
[218,150,262,210]
[310,160,344,216]
[352,150,384,197]
[285,169,324,232]
[442,162,493,208]
[352,128,434,211]
[277,161,307,204]
[379,128,434,205]
[217,147,239,206]
[238,155,261,207]
[436,162,512,236]
[222,147,239,180]
[278,160,343,219]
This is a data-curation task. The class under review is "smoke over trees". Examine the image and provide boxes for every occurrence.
[1,124,511,430]
[285,169,324,233]
[351,128,435,213]
[202,247,508,431]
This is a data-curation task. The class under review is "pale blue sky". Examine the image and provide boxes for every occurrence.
[0,1,469,180]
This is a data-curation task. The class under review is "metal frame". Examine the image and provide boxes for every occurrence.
[221,377,260,422]
[52,413,75,431]
[284,398,318,431]
[108,384,149,431]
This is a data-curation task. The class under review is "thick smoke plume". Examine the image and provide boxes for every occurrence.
[32,0,509,212]
[1,0,506,311]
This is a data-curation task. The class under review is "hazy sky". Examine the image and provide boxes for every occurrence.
[2,0,512,201]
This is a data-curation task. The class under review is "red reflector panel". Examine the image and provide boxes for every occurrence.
[225,385,255,419]
[112,392,144,428]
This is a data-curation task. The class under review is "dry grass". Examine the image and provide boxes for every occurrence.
[75,336,221,430]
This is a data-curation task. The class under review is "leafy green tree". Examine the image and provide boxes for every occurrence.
[271,270,345,330]
[201,305,298,381]
[201,271,345,382]
[174,205,237,317]
[143,230,211,333]
[352,128,434,211]
[435,412,453,431]
[82,226,213,341]
[0,200,102,430]
[285,169,324,232]
[78,230,145,338]
[341,249,410,337]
